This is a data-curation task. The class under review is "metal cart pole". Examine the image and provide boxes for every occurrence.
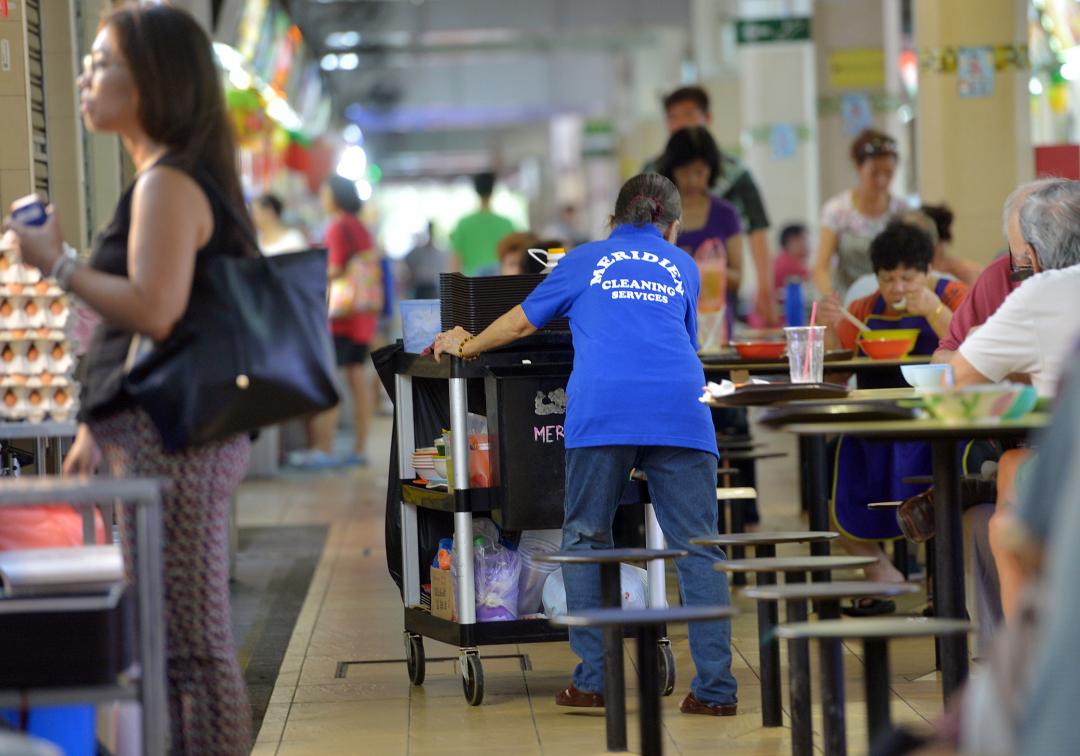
[0,477,166,755]
[644,503,666,607]
[396,373,421,609]
[449,360,476,625]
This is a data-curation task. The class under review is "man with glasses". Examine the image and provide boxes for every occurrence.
[932,178,1065,364]
[949,179,1080,395]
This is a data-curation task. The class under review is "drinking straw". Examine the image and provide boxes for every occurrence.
[803,301,818,381]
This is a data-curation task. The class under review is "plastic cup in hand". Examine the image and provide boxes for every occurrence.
[784,326,826,384]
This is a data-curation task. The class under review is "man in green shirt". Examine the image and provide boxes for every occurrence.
[644,86,778,325]
[450,172,516,276]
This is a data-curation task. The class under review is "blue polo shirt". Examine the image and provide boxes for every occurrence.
[521,223,717,456]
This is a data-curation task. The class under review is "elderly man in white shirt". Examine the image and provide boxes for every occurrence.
[951,180,1080,396]
[948,179,1080,630]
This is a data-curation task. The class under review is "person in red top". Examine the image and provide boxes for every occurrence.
[932,179,1063,360]
[290,176,379,469]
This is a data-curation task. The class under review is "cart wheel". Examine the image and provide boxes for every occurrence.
[658,639,676,697]
[460,652,484,706]
[404,633,425,686]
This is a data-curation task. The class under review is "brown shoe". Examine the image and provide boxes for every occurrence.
[555,685,605,708]
[680,692,737,716]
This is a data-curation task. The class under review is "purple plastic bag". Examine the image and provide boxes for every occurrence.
[474,538,521,622]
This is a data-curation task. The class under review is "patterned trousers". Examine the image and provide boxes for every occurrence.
[93,408,252,755]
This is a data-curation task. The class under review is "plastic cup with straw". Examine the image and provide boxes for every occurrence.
[802,301,818,381]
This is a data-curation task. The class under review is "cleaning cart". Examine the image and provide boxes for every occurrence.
[392,345,676,705]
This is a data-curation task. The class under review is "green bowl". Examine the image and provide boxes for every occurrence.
[919,384,1038,424]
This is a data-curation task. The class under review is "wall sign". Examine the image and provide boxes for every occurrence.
[736,17,811,45]
[769,123,798,160]
[829,48,886,91]
[957,46,995,98]
[840,94,872,136]
[1,2,8,20]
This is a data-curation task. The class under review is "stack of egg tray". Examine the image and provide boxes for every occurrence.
[0,249,78,422]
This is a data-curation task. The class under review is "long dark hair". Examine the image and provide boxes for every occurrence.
[612,174,681,232]
[104,3,252,250]
[658,127,721,187]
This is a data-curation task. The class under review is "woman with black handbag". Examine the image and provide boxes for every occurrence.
[6,4,265,752]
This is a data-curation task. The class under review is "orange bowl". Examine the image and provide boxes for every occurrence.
[860,339,913,360]
[732,341,786,360]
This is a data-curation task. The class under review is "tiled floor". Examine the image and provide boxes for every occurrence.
[240,412,945,755]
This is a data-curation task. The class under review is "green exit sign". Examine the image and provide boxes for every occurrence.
[736,17,812,45]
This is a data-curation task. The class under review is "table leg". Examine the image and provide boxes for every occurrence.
[802,435,832,582]
[33,438,45,476]
[784,570,812,756]
[637,624,663,756]
[730,501,747,587]
[930,440,968,699]
[754,544,782,727]
[892,539,909,579]
[599,562,627,752]
[818,599,847,756]
[863,638,891,748]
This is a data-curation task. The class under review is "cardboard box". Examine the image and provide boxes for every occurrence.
[430,567,456,621]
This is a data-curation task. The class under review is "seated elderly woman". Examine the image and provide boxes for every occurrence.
[947,179,1080,619]
[819,221,968,613]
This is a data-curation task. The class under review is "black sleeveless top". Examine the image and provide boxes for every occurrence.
[78,156,241,422]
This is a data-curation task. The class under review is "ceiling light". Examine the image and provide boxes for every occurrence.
[326,31,361,49]
[337,145,368,181]
[343,124,363,144]
[320,53,339,71]
[339,53,359,71]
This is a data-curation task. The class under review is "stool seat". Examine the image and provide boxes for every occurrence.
[715,556,875,574]
[719,451,788,462]
[692,530,838,547]
[868,500,903,508]
[716,486,757,500]
[534,547,687,565]
[551,605,739,628]
[775,617,971,641]
[742,580,921,602]
[717,440,766,450]
[716,466,740,476]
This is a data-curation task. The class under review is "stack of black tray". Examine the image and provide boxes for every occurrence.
[440,273,570,334]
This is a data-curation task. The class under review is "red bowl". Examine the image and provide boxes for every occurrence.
[860,339,913,360]
[733,341,787,360]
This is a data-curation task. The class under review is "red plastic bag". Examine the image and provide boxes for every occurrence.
[0,503,105,550]
[469,433,491,488]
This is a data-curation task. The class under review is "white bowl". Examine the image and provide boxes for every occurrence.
[432,457,448,479]
[901,364,953,388]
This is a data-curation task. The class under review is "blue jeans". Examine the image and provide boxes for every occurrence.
[561,445,738,706]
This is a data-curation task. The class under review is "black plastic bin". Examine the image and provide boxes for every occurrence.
[0,585,132,688]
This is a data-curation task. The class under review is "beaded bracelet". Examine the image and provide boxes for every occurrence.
[457,335,477,361]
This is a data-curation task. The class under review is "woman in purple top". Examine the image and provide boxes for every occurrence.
[660,127,744,346]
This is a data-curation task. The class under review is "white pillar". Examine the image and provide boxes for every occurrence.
[736,1,819,260]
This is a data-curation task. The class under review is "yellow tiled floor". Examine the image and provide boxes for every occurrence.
[240,413,944,755]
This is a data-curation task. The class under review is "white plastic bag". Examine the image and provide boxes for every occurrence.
[517,529,563,615]
[542,563,650,618]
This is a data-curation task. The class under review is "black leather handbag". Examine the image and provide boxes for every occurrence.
[124,178,339,452]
